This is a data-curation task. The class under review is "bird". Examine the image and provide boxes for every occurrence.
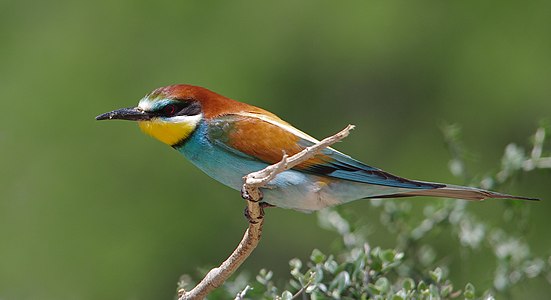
[96,84,537,212]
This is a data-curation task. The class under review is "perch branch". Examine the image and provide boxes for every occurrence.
[179,124,355,300]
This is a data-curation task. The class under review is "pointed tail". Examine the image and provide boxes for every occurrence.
[397,183,539,201]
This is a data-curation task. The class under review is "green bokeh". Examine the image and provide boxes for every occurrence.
[1,1,550,299]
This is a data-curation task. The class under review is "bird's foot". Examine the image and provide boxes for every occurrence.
[243,202,275,224]
[241,186,263,202]
[260,202,276,209]
[243,206,259,224]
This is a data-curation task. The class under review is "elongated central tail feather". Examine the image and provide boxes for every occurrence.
[397,183,538,201]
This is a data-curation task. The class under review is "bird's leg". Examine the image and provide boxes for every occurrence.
[243,207,264,224]
[243,202,275,224]
[241,186,262,224]
[242,206,256,224]
[240,185,264,202]
[260,202,275,209]
[258,202,275,218]
[241,187,274,224]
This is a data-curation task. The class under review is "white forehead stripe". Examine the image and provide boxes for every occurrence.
[138,98,153,111]
[138,97,169,111]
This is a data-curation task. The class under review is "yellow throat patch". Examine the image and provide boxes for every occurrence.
[138,116,199,145]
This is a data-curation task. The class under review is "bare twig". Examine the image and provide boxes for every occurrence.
[234,285,252,300]
[179,124,355,300]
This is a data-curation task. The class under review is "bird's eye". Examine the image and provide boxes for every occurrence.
[162,104,178,116]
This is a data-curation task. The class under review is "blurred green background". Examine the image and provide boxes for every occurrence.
[1,1,550,299]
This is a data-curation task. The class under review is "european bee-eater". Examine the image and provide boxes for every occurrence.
[96,84,536,211]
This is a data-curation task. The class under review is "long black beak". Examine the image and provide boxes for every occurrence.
[95,107,151,121]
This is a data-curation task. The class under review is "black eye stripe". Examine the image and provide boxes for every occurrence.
[155,101,201,117]
[175,101,201,116]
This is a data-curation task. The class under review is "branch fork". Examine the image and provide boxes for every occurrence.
[179,124,355,300]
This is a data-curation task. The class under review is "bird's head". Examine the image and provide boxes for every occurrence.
[96,84,242,146]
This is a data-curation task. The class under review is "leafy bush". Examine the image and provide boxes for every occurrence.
[180,125,550,299]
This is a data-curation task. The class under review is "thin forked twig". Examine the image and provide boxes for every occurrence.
[179,124,355,300]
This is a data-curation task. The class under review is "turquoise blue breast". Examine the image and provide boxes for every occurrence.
[175,121,272,190]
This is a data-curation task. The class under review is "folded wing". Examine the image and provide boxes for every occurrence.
[207,113,441,190]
